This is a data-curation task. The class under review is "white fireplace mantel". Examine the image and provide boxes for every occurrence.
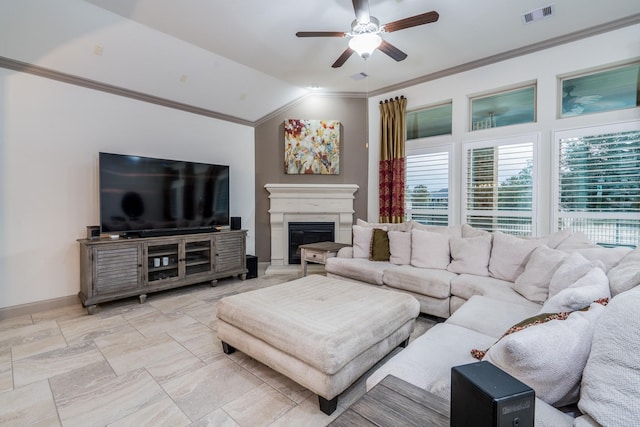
[265,183,359,266]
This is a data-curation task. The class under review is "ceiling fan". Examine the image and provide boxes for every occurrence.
[296,0,439,68]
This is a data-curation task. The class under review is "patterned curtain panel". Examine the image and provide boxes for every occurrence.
[379,96,407,223]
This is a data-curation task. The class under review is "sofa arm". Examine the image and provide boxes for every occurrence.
[336,247,353,258]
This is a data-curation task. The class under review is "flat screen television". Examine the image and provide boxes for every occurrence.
[99,152,230,237]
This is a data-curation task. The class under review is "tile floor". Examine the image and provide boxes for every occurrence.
[0,269,435,426]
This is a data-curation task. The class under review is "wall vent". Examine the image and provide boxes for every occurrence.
[522,4,555,24]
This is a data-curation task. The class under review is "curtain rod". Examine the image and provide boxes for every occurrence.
[380,95,405,104]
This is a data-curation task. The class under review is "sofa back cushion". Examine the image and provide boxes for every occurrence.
[607,247,640,296]
[488,232,547,282]
[577,286,640,425]
[447,234,492,276]
[411,229,451,269]
[352,225,375,258]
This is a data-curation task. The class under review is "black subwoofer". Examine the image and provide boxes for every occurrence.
[451,361,534,427]
[246,255,258,279]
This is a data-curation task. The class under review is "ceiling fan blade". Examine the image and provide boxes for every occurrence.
[332,48,355,68]
[383,11,439,33]
[352,0,370,23]
[296,31,346,37]
[377,40,407,62]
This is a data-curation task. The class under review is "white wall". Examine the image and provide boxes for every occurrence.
[0,70,255,309]
[367,24,640,233]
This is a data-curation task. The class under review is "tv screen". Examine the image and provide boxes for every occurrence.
[99,152,230,236]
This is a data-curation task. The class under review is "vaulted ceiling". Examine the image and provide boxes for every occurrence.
[2,0,639,123]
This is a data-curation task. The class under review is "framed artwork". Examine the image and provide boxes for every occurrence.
[284,119,340,174]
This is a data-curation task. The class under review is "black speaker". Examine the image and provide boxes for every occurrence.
[231,217,241,230]
[246,255,258,279]
[451,362,534,427]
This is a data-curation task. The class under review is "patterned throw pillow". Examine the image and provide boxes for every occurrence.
[471,299,608,406]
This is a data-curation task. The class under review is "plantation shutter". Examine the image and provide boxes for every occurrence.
[405,149,450,226]
[464,137,536,235]
[555,126,640,246]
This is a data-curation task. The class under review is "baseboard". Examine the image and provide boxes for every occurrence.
[0,294,80,320]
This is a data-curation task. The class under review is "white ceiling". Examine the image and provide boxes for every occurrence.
[4,1,639,123]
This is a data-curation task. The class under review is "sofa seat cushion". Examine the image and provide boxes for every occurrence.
[450,274,540,308]
[446,295,540,339]
[383,265,455,299]
[324,257,390,285]
[366,323,496,400]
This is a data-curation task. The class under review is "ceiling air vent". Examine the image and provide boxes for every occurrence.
[522,4,555,24]
[350,72,368,80]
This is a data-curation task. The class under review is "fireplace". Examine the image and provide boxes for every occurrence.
[288,222,335,264]
[265,183,359,266]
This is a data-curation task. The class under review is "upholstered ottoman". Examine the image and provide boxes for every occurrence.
[216,275,420,415]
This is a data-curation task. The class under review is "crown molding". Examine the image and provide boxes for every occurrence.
[0,56,254,127]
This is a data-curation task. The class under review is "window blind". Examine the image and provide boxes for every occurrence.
[465,141,535,235]
[405,150,450,226]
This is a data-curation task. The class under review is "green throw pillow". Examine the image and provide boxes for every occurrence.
[369,228,390,261]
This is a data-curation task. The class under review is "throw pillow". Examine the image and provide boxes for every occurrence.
[410,229,451,269]
[547,252,599,299]
[488,231,548,282]
[513,246,568,303]
[447,234,492,276]
[369,228,390,261]
[352,225,374,259]
[388,230,411,265]
[482,301,607,406]
[541,267,611,313]
[549,252,597,298]
[577,286,640,426]
[555,231,597,251]
[607,247,640,296]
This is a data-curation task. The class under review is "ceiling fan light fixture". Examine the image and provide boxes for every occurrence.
[348,33,382,59]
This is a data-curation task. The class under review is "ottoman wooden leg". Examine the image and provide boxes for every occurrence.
[319,395,338,415]
[222,341,236,354]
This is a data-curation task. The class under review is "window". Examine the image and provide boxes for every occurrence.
[470,85,536,131]
[407,102,452,140]
[405,146,451,226]
[463,135,537,235]
[553,122,640,247]
[560,62,640,118]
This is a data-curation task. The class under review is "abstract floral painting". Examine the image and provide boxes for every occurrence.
[284,119,340,174]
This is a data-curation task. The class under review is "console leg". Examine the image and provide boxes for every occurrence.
[210,280,218,287]
[222,341,236,354]
[318,395,338,415]
[139,294,147,304]
[240,273,247,281]
[398,337,410,348]
[86,305,98,315]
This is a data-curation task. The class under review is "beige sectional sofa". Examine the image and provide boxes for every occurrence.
[326,219,640,425]
[325,220,630,318]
